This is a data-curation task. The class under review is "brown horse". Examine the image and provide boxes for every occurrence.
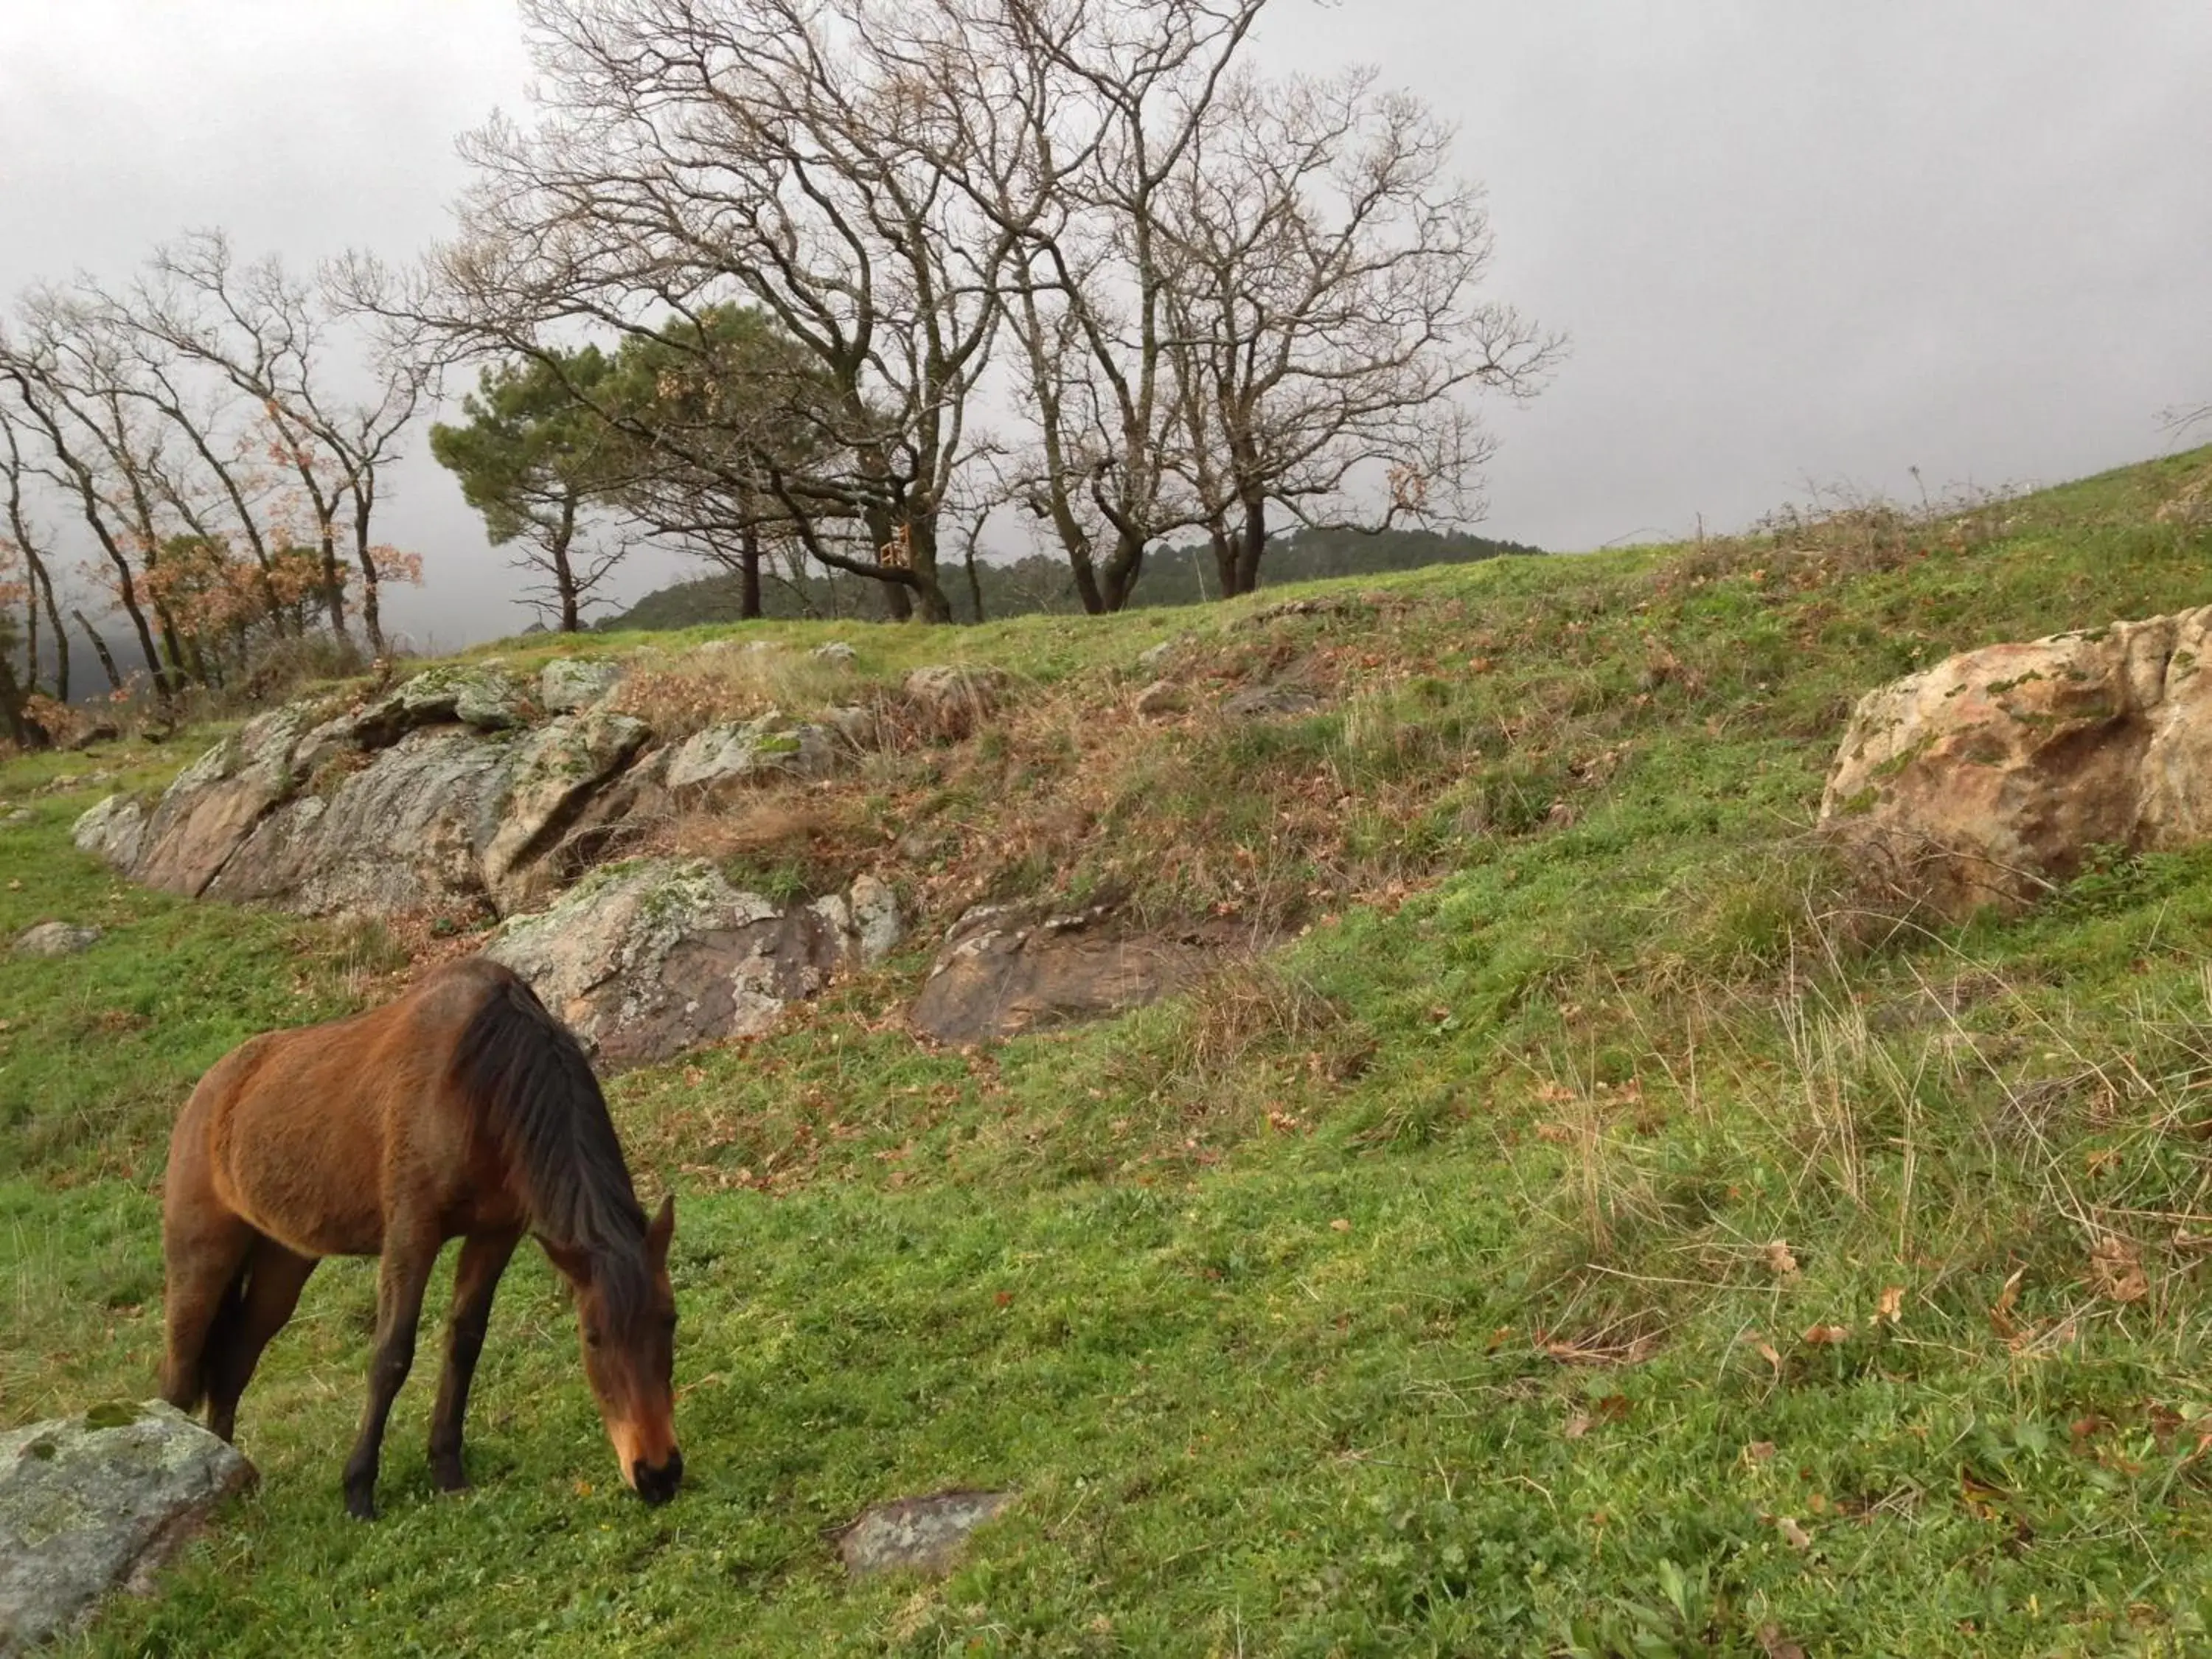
[159,956,682,1520]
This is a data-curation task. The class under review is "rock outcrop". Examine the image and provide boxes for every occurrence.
[67,658,914,1061]
[663,714,834,793]
[1820,607,2212,916]
[483,858,902,1067]
[73,661,828,922]
[908,902,1218,1044]
[0,1401,254,1656]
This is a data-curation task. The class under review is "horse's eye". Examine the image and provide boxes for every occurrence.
[663,1314,679,1335]
[584,1328,603,1349]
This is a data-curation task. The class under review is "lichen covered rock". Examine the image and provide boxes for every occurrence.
[483,858,885,1067]
[539,658,623,713]
[0,1401,254,1655]
[70,794,146,871]
[663,715,833,791]
[1820,606,2212,916]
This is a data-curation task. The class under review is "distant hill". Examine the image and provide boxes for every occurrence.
[599,525,1546,631]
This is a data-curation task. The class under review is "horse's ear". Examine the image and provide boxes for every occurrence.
[647,1194,675,1266]
[540,1237,593,1287]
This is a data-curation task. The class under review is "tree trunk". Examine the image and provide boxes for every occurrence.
[152,599,194,690]
[1208,523,1237,600]
[319,521,347,641]
[1100,530,1147,611]
[352,494,387,656]
[358,558,386,655]
[1068,546,1107,616]
[550,493,582,632]
[739,522,762,621]
[40,565,67,701]
[906,519,953,624]
[1231,493,1267,597]
[964,539,986,624]
[0,645,39,749]
[74,608,125,692]
[116,588,167,696]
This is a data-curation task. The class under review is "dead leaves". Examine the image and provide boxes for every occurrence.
[1536,1321,1665,1368]
[2089,1233,2149,1304]
[1988,1267,2027,1340]
[1763,1239,1800,1280]
[1562,1394,1632,1440]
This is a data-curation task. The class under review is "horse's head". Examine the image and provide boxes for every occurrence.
[548,1194,682,1503]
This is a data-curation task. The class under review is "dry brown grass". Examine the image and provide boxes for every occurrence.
[612,644,871,739]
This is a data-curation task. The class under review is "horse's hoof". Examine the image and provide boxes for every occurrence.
[433,1464,470,1494]
[344,1487,378,1522]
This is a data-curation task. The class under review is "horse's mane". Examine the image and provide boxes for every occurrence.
[448,970,650,1326]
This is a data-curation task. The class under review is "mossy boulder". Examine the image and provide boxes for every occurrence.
[0,1401,254,1655]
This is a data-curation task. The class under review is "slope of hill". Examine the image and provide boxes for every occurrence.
[602,524,1545,630]
[6,448,2212,1655]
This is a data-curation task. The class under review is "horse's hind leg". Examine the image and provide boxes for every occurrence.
[205,1239,318,1443]
[341,1220,441,1521]
[428,1225,523,1493]
[159,1200,253,1426]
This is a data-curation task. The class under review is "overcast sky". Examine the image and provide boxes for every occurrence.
[3,0,2208,648]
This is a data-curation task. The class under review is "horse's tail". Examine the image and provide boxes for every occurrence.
[161,1264,248,1415]
[448,967,647,1279]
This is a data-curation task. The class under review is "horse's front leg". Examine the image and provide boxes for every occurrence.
[428,1225,523,1494]
[343,1222,441,1521]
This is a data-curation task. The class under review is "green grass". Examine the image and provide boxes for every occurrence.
[7,448,2212,1655]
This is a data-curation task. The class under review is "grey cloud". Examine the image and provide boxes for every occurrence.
[4,1,2207,645]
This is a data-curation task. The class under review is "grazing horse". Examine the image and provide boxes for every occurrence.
[159,956,682,1520]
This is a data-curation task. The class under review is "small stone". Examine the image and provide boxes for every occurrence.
[833,1490,1015,1578]
[1136,639,1178,671]
[1133,679,1185,717]
[812,641,858,666]
[14,921,101,956]
[848,874,903,964]
[2,807,32,826]
[826,705,878,748]
[1220,684,1323,720]
[903,665,1008,739]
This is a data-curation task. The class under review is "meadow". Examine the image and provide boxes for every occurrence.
[6,449,2212,1655]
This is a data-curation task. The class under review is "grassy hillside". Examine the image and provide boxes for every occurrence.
[6,448,2212,1655]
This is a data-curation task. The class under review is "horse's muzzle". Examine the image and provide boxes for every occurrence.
[633,1451,684,1505]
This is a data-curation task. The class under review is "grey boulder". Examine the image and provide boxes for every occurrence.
[483,858,897,1068]
[0,1401,254,1656]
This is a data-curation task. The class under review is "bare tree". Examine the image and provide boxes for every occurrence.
[0,399,69,703]
[940,0,1263,612]
[1158,69,1562,596]
[0,304,178,695]
[136,229,426,655]
[383,0,1045,625]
